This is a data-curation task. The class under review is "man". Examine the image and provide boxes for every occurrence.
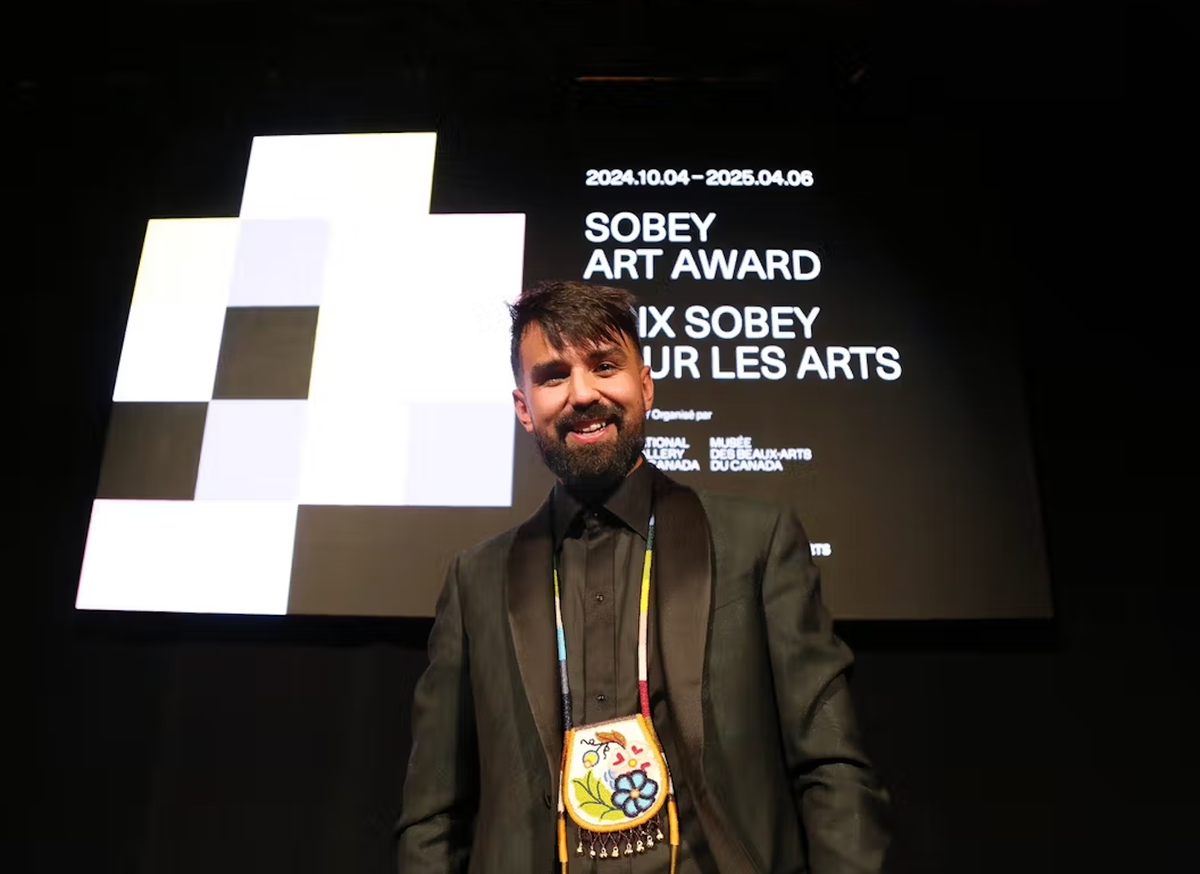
[396,281,890,874]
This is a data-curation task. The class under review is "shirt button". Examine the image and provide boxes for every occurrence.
[596,694,607,703]
[595,593,605,603]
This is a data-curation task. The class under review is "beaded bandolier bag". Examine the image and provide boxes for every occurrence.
[553,512,680,873]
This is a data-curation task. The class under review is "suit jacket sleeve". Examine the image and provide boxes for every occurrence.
[395,554,479,874]
[762,509,892,874]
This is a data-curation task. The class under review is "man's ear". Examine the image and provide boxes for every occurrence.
[513,388,535,434]
[641,364,655,416]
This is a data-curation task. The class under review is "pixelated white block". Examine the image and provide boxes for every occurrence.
[126,218,240,308]
[297,398,412,505]
[409,214,525,400]
[76,500,298,614]
[227,219,330,307]
[239,133,438,222]
[309,213,525,407]
[112,219,239,402]
[111,304,229,402]
[403,403,515,506]
[194,400,308,500]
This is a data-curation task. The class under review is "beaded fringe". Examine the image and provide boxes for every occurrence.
[576,812,664,859]
[558,796,679,873]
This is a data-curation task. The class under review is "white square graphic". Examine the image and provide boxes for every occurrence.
[403,403,515,507]
[112,218,239,402]
[128,218,240,308]
[309,213,525,407]
[194,400,308,500]
[239,133,438,222]
[76,500,299,614]
[79,131,532,617]
[297,398,412,505]
[111,303,229,403]
[228,219,330,307]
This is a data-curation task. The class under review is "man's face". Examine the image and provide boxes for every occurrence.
[513,324,654,492]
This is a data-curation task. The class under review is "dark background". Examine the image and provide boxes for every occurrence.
[20,3,1193,873]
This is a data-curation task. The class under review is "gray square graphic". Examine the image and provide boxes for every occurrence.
[288,506,516,616]
[96,402,209,500]
[228,219,329,307]
[212,307,319,400]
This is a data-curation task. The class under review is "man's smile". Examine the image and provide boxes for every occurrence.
[565,419,614,445]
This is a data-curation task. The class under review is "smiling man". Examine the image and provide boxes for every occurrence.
[513,284,653,501]
[396,280,891,874]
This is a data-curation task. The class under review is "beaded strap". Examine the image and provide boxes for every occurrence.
[553,510,676,873]
[552,514,656,730]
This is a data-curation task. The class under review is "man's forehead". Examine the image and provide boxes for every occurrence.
[520,324,635,364]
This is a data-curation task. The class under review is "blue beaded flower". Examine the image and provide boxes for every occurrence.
[611,769,659,818]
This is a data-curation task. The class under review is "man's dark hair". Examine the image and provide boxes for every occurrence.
[508,280,640,382]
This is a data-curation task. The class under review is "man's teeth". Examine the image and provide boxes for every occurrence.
[575,422,606,434]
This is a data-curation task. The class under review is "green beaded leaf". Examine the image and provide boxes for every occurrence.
[572,770,616,811]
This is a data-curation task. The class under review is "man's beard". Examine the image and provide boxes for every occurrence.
[534,401,645,498]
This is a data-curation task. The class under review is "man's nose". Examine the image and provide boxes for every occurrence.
[566,368,601,407]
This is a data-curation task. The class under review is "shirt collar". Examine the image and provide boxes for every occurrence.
[552,457,654,549]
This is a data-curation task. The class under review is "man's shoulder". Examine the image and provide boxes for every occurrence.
[685,483,811,564]
[452,523,522,581]
[692,485,784,533]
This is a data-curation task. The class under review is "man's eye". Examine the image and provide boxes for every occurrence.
[596,362,617,373]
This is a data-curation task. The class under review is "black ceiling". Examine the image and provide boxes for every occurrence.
[14,2,1129,122]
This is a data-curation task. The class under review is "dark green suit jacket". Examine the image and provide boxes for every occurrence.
[396,469,890,874]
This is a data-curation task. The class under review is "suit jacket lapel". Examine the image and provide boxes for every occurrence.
[651,470,711,765]
[506,496,562,792]
[653,470,759,874]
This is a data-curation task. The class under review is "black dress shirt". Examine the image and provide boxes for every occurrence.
[552,459,701,874]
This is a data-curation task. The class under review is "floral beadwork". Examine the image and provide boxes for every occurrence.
[612,769,659,818]
[563,714,669,830]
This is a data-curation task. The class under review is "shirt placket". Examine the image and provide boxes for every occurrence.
[582,511,617,726]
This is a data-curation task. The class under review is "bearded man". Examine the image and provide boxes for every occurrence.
[395,280,890,874]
